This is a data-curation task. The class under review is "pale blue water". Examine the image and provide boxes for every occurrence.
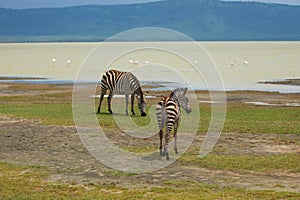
[0,42,299,93]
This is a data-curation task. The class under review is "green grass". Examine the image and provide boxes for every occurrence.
[224,106,300,134]
[180,153,300,173]
[1,162,299,200]
[1,91,300,199]
[0,100,299,135]
[122,145,157,154]
[0,103,73,125]
[1,99,299,174]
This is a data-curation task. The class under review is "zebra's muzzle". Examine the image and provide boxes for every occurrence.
[185,107,192,114]
[141,112,147,117]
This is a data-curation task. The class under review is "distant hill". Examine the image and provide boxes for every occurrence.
[0,0,161,9]
[0,0,299,42]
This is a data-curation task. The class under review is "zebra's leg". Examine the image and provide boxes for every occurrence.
[174,117,179,154]
[159,130,163,156]
[131,94,135,115]
[164,128,170,160]
[97,94,104,114]
[156,104,164,156]
[108,92,113,114]
[125,94,129,116]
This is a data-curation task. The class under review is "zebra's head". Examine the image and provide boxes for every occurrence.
[137,93,147,117]
[181,94,191,114]
[172,87,192,114]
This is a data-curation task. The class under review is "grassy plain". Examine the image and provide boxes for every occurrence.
[1,85,299,134]
[0,83,300,199]
[1,161,300,200]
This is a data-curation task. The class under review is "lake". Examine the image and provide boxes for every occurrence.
[0,42,299,93]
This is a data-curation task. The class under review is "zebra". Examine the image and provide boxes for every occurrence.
[97,69,147,117]
[156,87,191,160]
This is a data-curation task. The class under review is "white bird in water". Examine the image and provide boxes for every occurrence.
[67,59,71,66]
[51,58,56,67]
[129,59,139,66]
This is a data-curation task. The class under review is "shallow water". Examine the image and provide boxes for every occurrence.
[0,42,299,93]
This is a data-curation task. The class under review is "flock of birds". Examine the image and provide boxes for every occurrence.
[128,59,149,66]
[127,59,249,68]
[51,58,71,66]
[51,58,249,68]
[230,60,248,68]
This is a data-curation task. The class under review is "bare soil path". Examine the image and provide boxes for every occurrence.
[1,115,299,193]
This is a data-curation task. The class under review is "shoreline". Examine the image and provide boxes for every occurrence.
[1,76,299,94]
[1,81,300,109]
[258,78,300,86]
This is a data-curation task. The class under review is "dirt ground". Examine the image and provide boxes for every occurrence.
[1,115,300,192]
[0,82,300,193]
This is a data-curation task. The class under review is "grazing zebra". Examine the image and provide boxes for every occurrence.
[97,69,147,117]
[156,87,191,160]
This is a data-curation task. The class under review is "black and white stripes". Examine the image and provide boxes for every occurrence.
[156,87,191,160]
[97,69,147,116]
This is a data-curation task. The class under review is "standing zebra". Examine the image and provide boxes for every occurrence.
[97,69,147,117]
[156,87,191,160]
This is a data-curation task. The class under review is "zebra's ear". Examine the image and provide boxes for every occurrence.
[182,87,188,95]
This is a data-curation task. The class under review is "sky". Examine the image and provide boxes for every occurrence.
[0,0,299,9]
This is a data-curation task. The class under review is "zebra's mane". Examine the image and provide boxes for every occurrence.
[169,87,187,105]
[135,87,146,104]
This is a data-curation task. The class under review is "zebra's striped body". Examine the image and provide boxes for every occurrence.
[156,88,191,160]
[97,69,147,116]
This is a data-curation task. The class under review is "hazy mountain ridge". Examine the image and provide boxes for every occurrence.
[0,0,299,42]
[0,0,162,9]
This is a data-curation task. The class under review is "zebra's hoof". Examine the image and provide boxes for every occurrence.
[166,154,170,161]
[175,148,179,154]
[160,149,163,156]
[108,110,113,114]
